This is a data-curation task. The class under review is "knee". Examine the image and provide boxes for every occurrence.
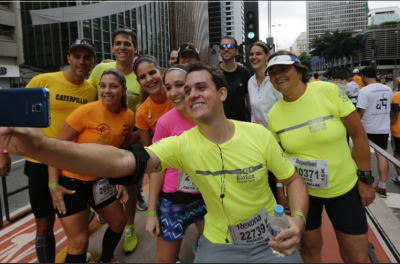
[300,239,323,256]
[108,216,127,233]
[68,234,89,254]
[35,217,55,236]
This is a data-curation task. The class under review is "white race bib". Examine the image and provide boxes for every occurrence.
[93,178,118,205]
[290,157,329,189]
[177,171,199,193]
[229,208,270,245]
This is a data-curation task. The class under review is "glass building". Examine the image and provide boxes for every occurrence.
[20,1,171,71]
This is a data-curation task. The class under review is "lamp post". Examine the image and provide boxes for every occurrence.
[272,22,281,51]
[395,31,398,73]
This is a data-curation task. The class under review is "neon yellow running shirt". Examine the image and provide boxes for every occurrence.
[148,120,295,244]
[268,82,357,198]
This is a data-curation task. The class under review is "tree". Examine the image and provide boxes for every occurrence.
[309,30,361,67]
[298,52,312,70]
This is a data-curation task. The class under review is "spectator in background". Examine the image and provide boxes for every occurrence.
[321,75,329,82]
[353,69,363,89]
[388,72,393,82]
[345,73,359,108]
[357,66,393,198]
[393,71,400,92]
[168,50,178,67]
[177,42,200,64]
[310,73,320,82]
[390,90,400,187]
[218,36,251,122]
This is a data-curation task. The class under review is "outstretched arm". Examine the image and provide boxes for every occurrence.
[0,127,163,179]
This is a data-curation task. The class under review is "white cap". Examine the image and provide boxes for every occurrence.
[353,69,359,74]
[265,55,302,74]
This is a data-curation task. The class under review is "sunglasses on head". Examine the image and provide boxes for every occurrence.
[70,38,95,48]
[113,28,133,35]
[219,44,235,50]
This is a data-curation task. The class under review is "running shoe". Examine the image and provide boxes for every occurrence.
[97,214,106,224]
[374,185,387,198]
[86,252,95,263]
[136,194,148,211]
[192,239,198,255]
[390,177,400,187]
[88,209,96,224]
[124,224,138,254]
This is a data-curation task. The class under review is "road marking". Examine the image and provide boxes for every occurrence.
[381,193,400,209]
[11,159,25,166]
[0,214,34,238]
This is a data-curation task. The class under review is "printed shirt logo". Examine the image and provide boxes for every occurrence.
[376,93,388,110]
[195,164,262,184]
[122,124,128,137]
[97,123,111,136]
[276,115,333,135]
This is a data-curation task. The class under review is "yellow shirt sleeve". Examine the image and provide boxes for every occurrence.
[146,136,183,172]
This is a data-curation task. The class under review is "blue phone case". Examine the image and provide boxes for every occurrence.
[0,88,51,127]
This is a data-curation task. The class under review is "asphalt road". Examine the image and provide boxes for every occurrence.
[1,81,399,219]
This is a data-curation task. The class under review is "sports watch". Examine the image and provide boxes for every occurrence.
[357,170,374,185]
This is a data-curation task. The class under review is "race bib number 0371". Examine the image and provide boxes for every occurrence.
[289,157,329,189]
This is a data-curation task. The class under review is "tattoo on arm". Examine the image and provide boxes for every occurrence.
[155,162,161,170]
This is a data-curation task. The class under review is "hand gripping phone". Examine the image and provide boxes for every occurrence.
[0,88,51,127]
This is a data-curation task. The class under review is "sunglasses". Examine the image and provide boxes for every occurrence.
[219,44,236,50]
[69,38,95,48]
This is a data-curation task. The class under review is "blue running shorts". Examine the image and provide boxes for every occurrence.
[157,197,207,243]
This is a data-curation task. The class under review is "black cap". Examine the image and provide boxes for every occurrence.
[177,43,199,58]
[69,39,96,56]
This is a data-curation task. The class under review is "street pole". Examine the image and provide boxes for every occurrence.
[272,22,281,51]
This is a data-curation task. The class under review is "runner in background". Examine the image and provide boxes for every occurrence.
[168,50,178,67]
[345,73,359,108]
[23,40,98,263]
[357,66,393,199]
[218,36,251,122]
[390,91,400,187]
[87,28,141,254]
[310,73,320,83]
[177,42,201,64]
[48,69,132,263]
[247,41,282,203]
[353,69,363,89]
[146,64,206,263]
[267,51,375,263]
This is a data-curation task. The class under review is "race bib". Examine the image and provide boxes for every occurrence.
[289,157,329,189]
[229,208,270,245]
[177,171,199,193]
[93,178,118,205]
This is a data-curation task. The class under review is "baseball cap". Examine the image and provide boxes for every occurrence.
[69,39,97,56]
[347,73,354,78]
[352,69,359,74]
[265,55,301,74]
[177,43,200,58]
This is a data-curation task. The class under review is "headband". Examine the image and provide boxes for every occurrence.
[134,56,160,68]
[166,67,188,74]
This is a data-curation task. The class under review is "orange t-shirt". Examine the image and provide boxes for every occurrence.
[391,92,400,138]
[135,97,173,133]
[354,75,363,89]
[62,101,134,181]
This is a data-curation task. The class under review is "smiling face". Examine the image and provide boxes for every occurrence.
[112,34,137,64]
[219,38,238,62]
[99,74,127,110]
[136,61,164,96]
[169,50,178,67]
[67,47,96,78]
[164,70,187,111]
[184,70,226,123]
[179,51,197,64]
[249,45,269,72]
[268,65,303,95]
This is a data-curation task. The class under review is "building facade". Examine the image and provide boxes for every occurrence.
[307,1,367,53]
[291,32,307,56]
[208,1,244,65]
[168,2,209,63]
[368,6,400,26]
[20,1,171,74]
[0,2,24,88]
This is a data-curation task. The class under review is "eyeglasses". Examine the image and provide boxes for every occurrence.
[69,39,95,48]
[219,44,236,50]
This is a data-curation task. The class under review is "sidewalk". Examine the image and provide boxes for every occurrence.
[0,175,395,263]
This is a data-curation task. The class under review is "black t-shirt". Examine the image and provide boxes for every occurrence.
[219,65,251,122]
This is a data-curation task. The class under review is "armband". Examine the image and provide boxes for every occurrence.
[0,149,8,154]
[292,211,307,226]
[147,211,157,217]
[48,182,60,189]
[109,145,150,186]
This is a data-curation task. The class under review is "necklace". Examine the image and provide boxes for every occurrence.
[147,98,151,119]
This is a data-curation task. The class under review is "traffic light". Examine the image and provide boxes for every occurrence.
[245,10,257,44]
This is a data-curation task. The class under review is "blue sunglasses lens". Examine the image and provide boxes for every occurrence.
[219,44,235,50]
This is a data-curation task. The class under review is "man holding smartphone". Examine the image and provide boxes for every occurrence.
[21,40,97,263]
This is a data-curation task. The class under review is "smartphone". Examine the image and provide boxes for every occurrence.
[0,88,51,127]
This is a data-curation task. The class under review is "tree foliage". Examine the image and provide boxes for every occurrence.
[298,52,312,70]
[309,30,361,64]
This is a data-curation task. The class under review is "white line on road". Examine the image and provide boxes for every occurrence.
[11,159,25,166]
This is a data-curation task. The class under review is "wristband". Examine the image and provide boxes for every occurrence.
[147,211,157,217]
[276,183,284,188]
[0,149,8,154]
[292,211,307,226]
[48,182,60,189]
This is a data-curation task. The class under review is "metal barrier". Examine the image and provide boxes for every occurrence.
[0,159,32,229]
[368,140,400,263]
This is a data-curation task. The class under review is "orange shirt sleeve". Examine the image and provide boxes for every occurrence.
[66,104,89,133]
[135,101,151,130]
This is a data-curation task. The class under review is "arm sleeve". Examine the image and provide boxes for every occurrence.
[345,84,351,92]
[87,70,97,88]
[146,136,183,172]
[25,76,42,88]
[66,105,89,133]
[331,84,356,117]
[263,131,294,180]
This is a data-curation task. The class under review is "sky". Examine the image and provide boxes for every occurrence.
[258,1,400,51]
